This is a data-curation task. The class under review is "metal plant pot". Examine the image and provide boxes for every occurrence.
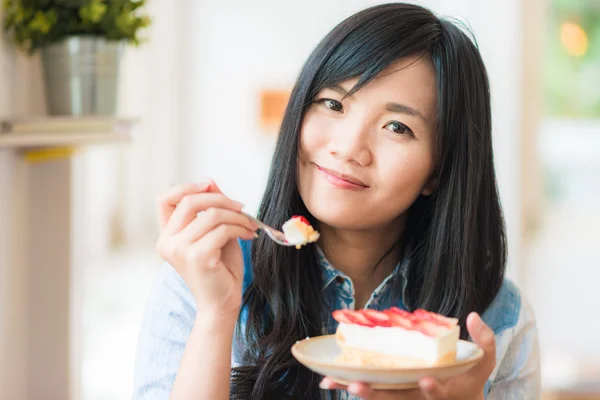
[41,36,123,116]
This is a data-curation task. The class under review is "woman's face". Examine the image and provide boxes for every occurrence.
[298,55,437,230]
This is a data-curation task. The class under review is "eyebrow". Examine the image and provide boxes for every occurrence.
[326,84,427,122]
[385,102,427,122]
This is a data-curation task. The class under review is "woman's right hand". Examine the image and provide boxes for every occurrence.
[156,181,258,319]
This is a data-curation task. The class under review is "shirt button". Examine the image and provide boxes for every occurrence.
[335,276,345,284]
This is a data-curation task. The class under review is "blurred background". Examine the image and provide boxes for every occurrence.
[0,0,598,399]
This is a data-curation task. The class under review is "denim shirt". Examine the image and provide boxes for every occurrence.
[133,240,541,399]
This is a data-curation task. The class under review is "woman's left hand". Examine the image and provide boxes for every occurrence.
[320,312,495,400]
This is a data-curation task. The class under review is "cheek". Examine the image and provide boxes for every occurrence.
[378,146,433,197]
[299,112,331,161]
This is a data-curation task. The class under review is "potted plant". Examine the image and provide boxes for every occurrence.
[3,0,150,116]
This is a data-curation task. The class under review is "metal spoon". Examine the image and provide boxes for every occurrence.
[242,212,298,247]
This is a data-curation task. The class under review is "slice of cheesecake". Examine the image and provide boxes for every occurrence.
[332,307,460,368]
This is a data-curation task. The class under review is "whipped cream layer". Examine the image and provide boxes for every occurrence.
[337,322,459,365]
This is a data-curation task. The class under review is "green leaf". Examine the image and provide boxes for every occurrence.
[79,0,107,24]
[3,0,151,53]
[28,10,54,34]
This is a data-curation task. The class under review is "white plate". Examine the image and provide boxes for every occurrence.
[291,334,484,389]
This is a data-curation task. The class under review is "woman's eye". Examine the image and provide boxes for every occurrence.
[320,99,343,112]
[384,121,413,136]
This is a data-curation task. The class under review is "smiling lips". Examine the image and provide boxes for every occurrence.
[315,164,369,189]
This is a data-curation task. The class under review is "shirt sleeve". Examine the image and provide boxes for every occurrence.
[487,296,541,400]
[132,263,197,400]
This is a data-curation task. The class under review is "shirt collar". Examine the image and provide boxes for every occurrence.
[317,244,410,291]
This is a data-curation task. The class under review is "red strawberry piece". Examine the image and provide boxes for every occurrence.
[414,309,458,327]
[428,312,458,326]
[440,316,459,326]
[346,310,375,327]
[332,309,354,324]
[389,307,415,317]
[388,307,418,322]
[292,215,310,225]
[413,309,440,323]
[360,309,391,327]
[384,309,415,329]
[416,320,450,337]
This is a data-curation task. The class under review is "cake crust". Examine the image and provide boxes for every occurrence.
[336,346,457,368]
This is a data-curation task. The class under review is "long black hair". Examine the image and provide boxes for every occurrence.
[231,3,506,399]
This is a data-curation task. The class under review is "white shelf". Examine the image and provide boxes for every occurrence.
[0,117,135,149]
[0,131,131,149]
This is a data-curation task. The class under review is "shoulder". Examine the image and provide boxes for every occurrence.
[482,278,535,336]
[482,279,540,395]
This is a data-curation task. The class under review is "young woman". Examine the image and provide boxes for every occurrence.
[133,3,540,399]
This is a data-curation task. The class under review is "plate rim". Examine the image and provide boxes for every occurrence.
[291,334,484,374]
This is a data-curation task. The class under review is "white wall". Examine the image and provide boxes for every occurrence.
[180,0,523,279]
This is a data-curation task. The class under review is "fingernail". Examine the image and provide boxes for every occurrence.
[419,379,433,392]
[319,379,331,389]
[253,232,259,238]
[469,312,483,333]
[473,315,493,342]
[196,182,210,190]
[234,201,245,209]
[472,314,481,331]
[481,325,493,342]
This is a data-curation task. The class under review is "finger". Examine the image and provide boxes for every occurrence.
[207,180,223,194]
[467,312,496,377]
[346,382,376,399]
[419,377,448,400]
[191,224,256,269]
[157,182,211,228]
[319,377,347,391]
[177,208,259,244]
[164,193,245,236]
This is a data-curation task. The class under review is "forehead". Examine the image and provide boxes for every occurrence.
[338,55,438,122]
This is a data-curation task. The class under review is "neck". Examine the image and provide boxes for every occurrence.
[317,216,406,306]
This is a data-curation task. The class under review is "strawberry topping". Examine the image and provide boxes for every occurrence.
[384,309,415,329]
[414,308,459,327]
[332,309,353,324]
[416,320,451,336]
[346,311,375,327]
[292,215,310,225]
[332,307,458,337]
[360,309,392,327]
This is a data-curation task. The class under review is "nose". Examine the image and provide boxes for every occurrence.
[326,118,372,167]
